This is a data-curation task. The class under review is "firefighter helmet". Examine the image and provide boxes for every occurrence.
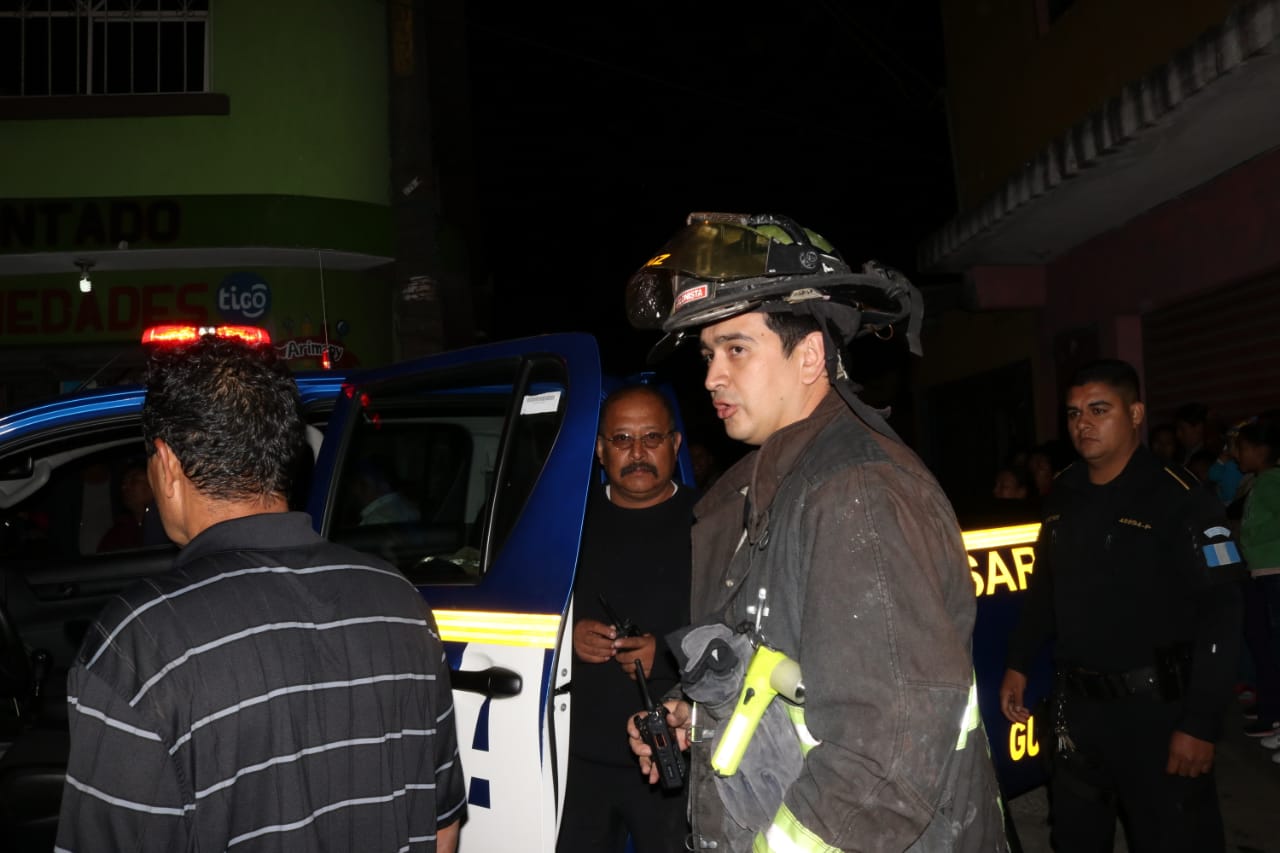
[625,212,922,361]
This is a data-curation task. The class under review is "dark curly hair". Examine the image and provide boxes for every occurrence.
[141,335,304,502]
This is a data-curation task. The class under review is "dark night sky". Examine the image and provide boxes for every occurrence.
[462,5,956,381]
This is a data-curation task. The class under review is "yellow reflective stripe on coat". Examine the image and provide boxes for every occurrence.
[754,803,840,853]
[785,704,820,756]
[956,676,981,750]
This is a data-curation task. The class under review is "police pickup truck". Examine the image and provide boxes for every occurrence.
[0,329,1050,851]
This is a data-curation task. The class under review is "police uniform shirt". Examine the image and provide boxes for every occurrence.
[1007,444,1244,741]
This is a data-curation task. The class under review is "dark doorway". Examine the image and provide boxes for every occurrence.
[923,359,1036,515]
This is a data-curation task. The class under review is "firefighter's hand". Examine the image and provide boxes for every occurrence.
[614,633,656,679]
[573,618,616,663]
[628,699,690,784]
[1000,669,1030,724]
[1166,731,1215,777]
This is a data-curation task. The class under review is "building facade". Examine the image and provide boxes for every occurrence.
[922,0,1280,474]
[0,0,478,408]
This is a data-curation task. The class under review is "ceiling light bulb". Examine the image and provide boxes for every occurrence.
[75,259,94,293]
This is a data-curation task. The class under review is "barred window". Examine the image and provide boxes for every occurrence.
[0,0,209,97]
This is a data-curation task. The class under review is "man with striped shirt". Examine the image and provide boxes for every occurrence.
[55,335,466,852]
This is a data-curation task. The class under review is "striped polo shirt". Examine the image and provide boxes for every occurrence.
[55,511,467,853]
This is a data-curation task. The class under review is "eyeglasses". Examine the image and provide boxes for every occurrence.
[600,431,675,450]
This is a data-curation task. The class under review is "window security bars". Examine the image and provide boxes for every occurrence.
[0,1,209,97]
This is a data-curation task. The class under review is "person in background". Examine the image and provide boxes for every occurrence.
[1001,360,1243,852]
[1234,417,1280,747]
[560,384,695,853]
[96,461,155,552]
[352,456,422,525]
[1174,402,1219,467]
[993,464,1032,501]
[1026,443,1058,498]
[1188,448,1218,495]
[1149,422,1178,463]
[1207,425,1245,508]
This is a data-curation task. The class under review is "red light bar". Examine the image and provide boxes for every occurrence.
[141,325,272,346]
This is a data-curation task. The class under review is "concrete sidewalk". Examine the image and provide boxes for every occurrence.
[1006,705,1280,852]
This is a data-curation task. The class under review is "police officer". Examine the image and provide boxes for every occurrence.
[1000,359,1244,853]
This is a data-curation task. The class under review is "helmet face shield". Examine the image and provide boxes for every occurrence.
[623,267,673,331]
[646,220,779,282]
[624,214,851,332]
[624,267,761,332]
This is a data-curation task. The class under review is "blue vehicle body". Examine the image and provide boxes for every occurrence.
[0,373,349,441]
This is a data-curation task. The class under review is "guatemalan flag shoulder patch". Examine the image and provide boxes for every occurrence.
[1202,526,1243,568]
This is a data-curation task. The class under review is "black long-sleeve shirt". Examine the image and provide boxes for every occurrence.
[1007,445,1244,741]
[568,483,695,765]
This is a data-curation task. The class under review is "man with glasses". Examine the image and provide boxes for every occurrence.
[557,384,696,853]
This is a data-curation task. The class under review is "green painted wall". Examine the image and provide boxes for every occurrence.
[0,0,390,205]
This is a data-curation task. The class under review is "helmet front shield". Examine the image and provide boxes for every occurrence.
[625,214,849,332]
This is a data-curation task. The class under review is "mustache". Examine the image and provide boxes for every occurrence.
[621,462,658,477]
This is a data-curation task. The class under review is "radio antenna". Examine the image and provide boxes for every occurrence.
[317,250,331,368]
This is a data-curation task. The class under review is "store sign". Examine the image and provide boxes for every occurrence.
[276,337,346,364]
[217,272,272,322]
[0,284,207,334]
[0,199,181,250]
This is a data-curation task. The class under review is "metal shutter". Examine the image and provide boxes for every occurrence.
[1143,273,1280,426]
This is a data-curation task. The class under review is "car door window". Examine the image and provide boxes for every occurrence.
[0,437,170,561]
[327,356,567,585]
[0,411,333,563]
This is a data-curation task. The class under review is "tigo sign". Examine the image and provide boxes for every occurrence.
[217,273,271,322]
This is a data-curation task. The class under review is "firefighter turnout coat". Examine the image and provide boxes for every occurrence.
[684,390,1007,852]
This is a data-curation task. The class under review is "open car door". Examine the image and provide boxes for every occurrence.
[308,333,601,852]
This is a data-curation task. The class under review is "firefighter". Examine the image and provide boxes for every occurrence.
[625,213,1007,852]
